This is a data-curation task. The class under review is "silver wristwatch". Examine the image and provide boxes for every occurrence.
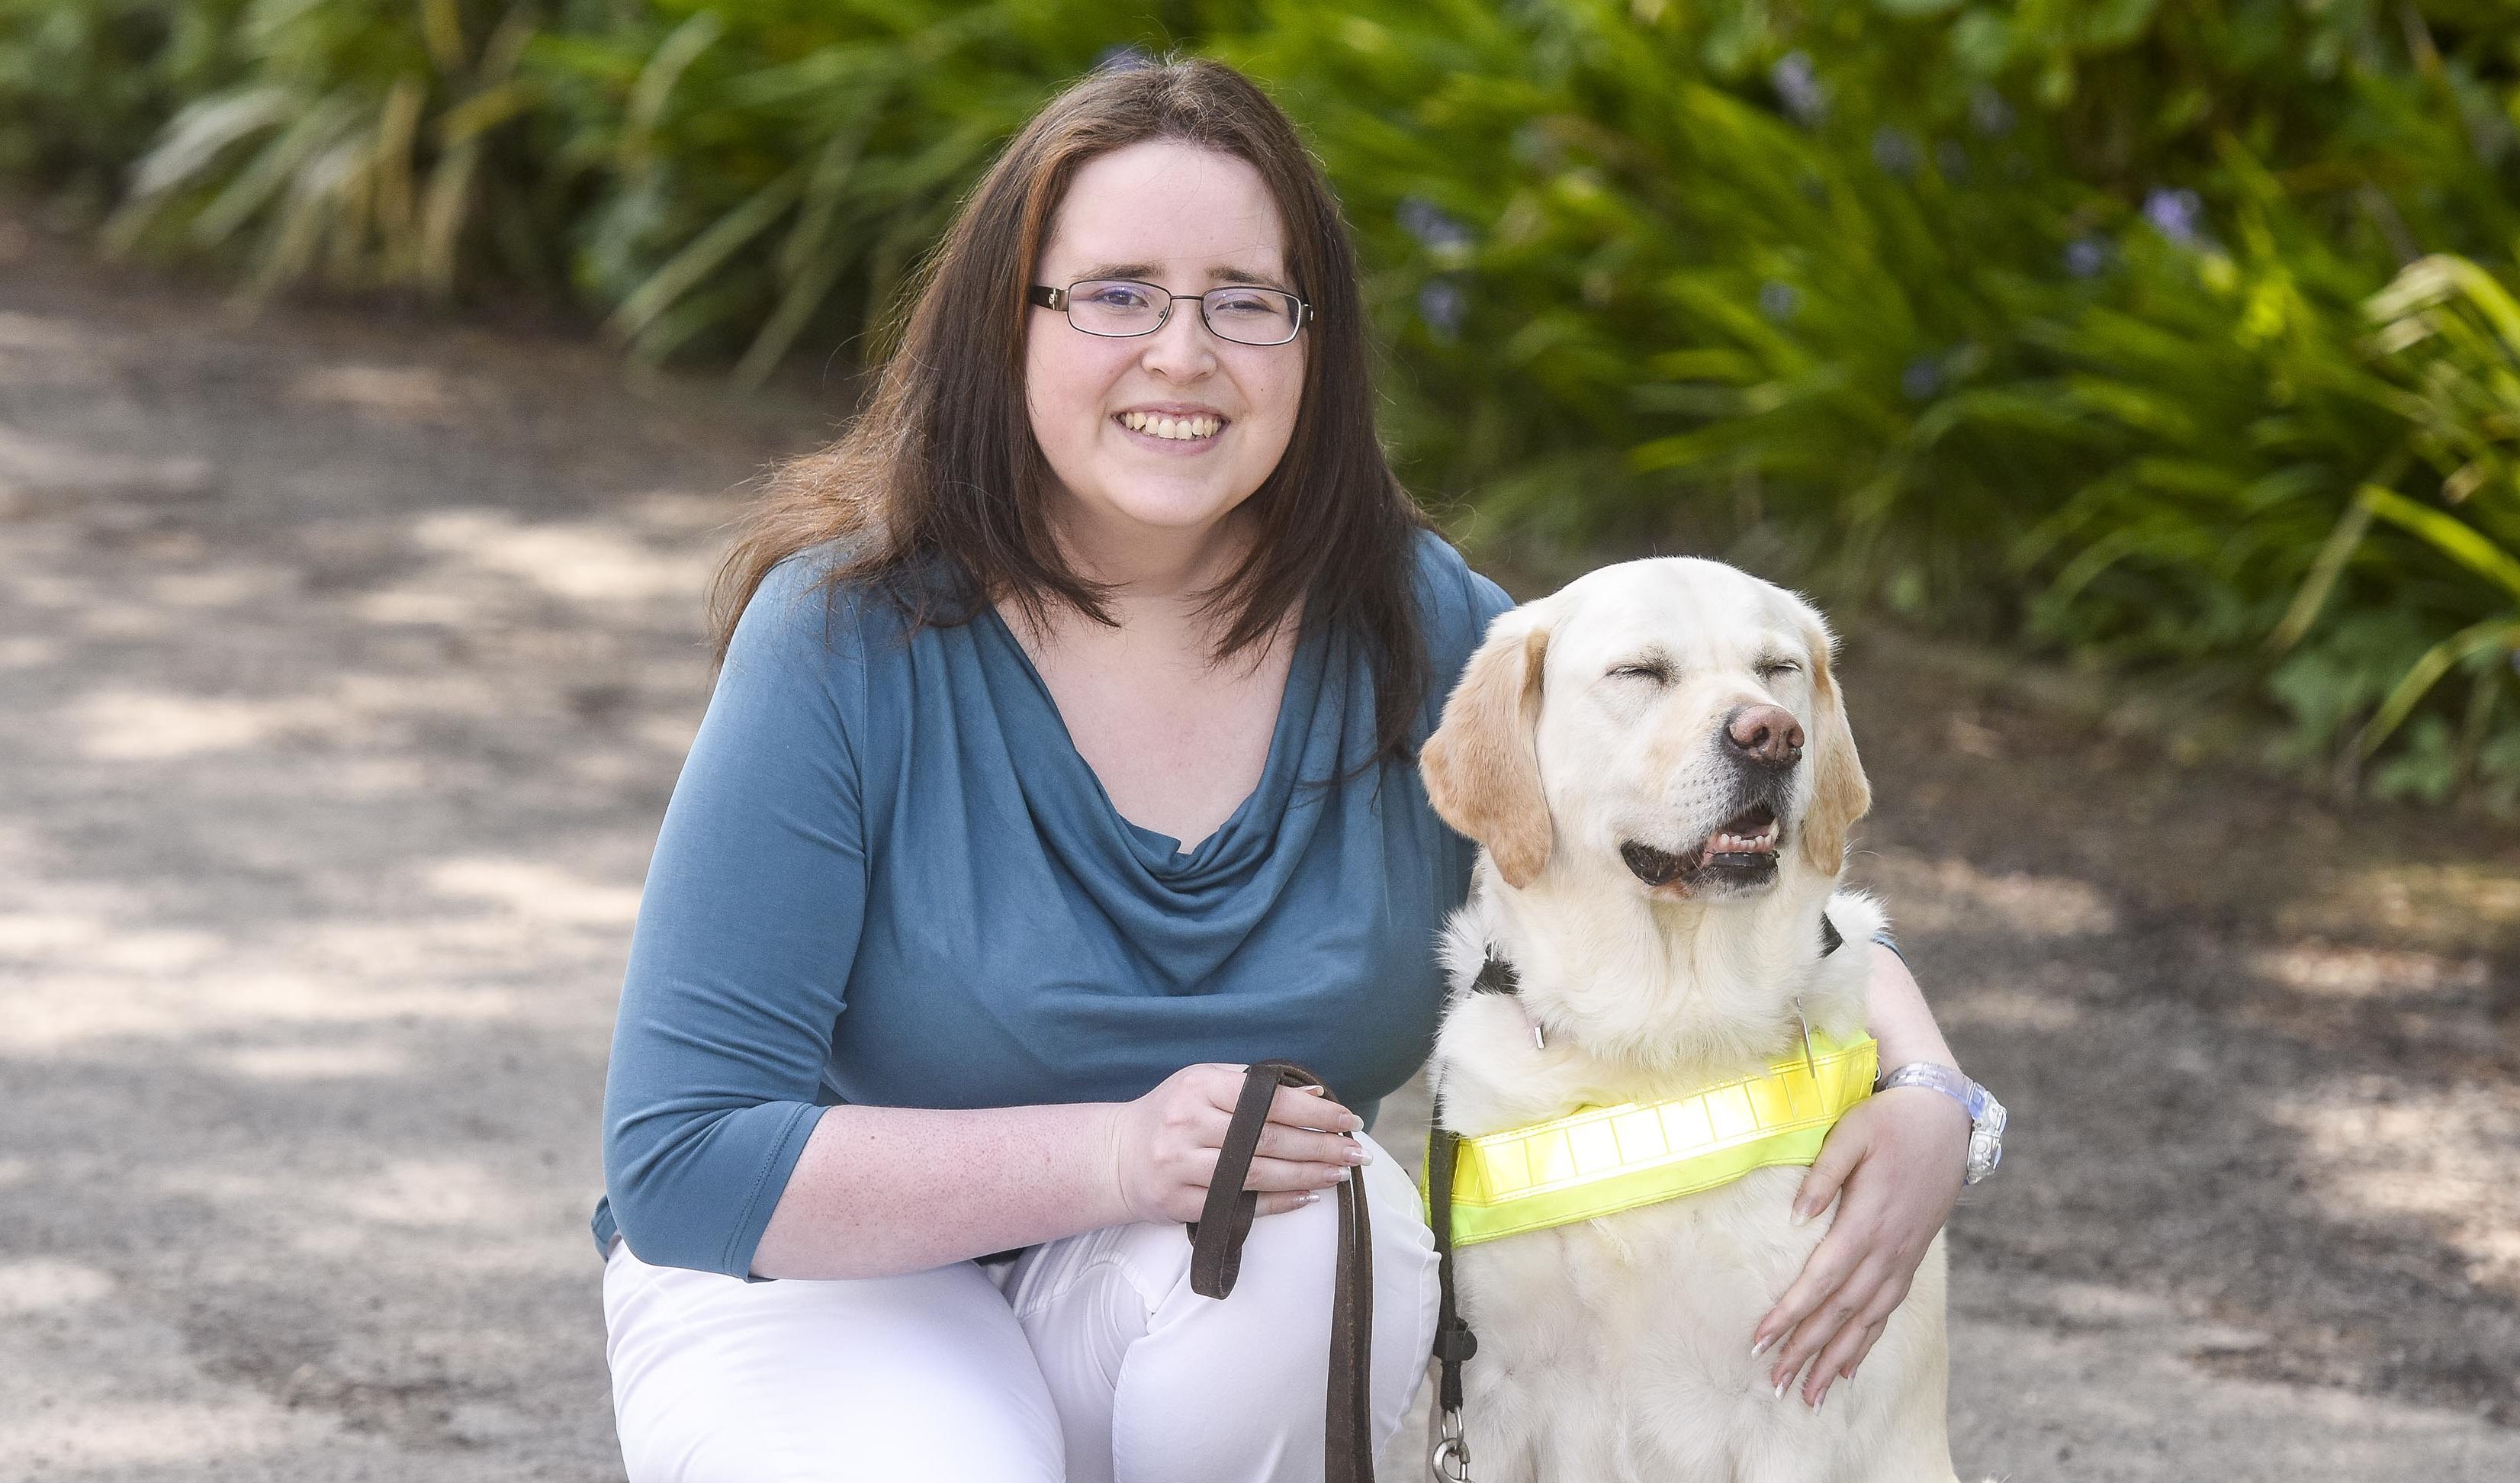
[1875,1062,2006,1185]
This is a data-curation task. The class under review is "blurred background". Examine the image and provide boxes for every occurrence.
[2,2,2517,1478]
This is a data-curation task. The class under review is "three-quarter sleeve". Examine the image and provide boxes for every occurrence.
[600,554,869,1279]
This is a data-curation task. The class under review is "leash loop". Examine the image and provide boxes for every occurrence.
[1430,1407,1474,1481]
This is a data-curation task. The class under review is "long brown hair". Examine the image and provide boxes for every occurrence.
[708,56,1432,764]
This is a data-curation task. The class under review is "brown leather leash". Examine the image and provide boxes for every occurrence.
[1185,1059,1377,1483]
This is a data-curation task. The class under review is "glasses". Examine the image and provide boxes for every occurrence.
[1028,278,1310,346]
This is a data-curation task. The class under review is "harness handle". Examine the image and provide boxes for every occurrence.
[1185,1060,1376,1483]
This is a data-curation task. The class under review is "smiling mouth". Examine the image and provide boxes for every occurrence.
[1117,410,1224,442]
[1620,802,1783,889]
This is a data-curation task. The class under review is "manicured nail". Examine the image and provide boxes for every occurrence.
[1750,1333,1771,1358]
[1297,1192,1320,1205]
[1773,1379,1786,1401]
[1789,1207,1811,1227]
[1812,1387,1826,1413]
[1344,1116,1365,1132]
[1300,1084,1328,1095]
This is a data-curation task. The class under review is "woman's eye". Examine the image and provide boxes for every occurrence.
[1084,284,1156,309]
[1208,288,1290,321]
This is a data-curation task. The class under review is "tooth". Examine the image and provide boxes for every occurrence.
[1200,418,1217,436]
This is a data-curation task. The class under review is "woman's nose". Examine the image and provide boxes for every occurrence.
[1138,301,1219,378]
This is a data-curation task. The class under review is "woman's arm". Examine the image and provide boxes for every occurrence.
[751,1070,1364,1280]
[1750,942,1971,1407]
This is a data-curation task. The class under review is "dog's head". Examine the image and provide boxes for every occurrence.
[1422,558,1868,904]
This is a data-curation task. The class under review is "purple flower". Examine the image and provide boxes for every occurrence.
[1901,356,1943,401]
[2143,188,2204,247]
[1397,198,1473,256]
[1969,86,2014,137]
[2064,237,2110,278]
[1419,279,1464,341]
[1770,52,1826,124]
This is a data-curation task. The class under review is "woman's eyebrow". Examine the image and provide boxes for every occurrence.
[1207,262,1292,291]
[1072,261,1293,291]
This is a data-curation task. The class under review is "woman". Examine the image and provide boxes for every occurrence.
[595,56,1972,1482]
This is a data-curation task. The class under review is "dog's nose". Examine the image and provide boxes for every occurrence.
[1724,704,1805,769]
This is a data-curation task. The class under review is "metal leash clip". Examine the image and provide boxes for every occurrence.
[1431,1406,1473,1482]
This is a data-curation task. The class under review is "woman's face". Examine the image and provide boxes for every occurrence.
[1024,139,1305,559]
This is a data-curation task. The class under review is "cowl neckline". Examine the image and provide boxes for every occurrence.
[972,602,1341,891]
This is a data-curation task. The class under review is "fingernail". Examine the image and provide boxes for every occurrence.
[1297,1192,1320,1205]
[1344,1144,1373,1165]
[1773,1379,1786,1401]
[1750,1334,1771,1359]
[1300,1085,1328,1096]
[1789,1207,1810,1227]
[1343,1115,1364,1132]
[1813,1388,1826,1413]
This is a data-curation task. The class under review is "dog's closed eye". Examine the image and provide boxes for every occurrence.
[1754,658,1802,681]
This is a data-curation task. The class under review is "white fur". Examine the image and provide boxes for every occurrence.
[1426,559,1961,1483]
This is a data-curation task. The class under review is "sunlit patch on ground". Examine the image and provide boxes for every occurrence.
[2268,1086,2520,1298]
[2277,861,2520,954]
[424,857,644,926]
[1857,847,2120,937]
[2251,942,2492,999]
[290,363,462,424]
[409,507,712,604]
[0,1257,114,1314]
[218,1040,411,1082]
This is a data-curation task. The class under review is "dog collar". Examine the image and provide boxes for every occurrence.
[1423,1027,1879,1247]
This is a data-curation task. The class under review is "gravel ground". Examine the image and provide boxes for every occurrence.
[3,209,2516,1481]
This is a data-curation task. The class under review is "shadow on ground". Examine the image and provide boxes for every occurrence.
[2,208,2514,1481]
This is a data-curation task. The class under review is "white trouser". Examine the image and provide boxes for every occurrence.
[603,1128,1438,1482]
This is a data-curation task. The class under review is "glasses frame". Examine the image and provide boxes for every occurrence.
[1027,279,1312,347]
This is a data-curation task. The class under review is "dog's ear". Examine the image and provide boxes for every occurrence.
[1796,611,1870,877]
[1422,611,1553,888]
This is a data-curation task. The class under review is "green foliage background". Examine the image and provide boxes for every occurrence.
[8,0,2520,807]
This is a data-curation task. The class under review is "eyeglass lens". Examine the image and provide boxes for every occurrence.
[1065,279,1301,345]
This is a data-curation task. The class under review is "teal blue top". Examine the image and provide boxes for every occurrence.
[594,530,1516,1277]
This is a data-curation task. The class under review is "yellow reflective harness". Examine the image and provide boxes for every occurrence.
[1421,1025,1877,1247]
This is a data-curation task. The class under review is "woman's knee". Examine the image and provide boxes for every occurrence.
[606,1246,1065,1482]
[1109,1132,1439,1476]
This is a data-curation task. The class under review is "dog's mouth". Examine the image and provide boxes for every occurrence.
[1620,803,1783,890]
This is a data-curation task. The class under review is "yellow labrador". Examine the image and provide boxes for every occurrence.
[1419,557,1959,1482]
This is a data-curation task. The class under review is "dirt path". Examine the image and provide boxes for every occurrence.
[2,207,2515,1481]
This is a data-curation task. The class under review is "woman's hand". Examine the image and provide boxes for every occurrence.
[1750,1082,1968,1409]
[1106,1063,1368,1225]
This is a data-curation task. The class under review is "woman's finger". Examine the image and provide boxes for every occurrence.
[1252,1123,1367,1166]
[1752,1211,1866,1359]
[1841,1317,1890,1383]
[1768,1255,1884,1393]
[1240,1154,1360,1192]
[1266,1082,1361,1133]
[1804,1301,1885,1412]
[1788,1102,1872,1223]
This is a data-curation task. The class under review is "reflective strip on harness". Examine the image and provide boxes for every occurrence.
[1423,1032,1879,1247]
